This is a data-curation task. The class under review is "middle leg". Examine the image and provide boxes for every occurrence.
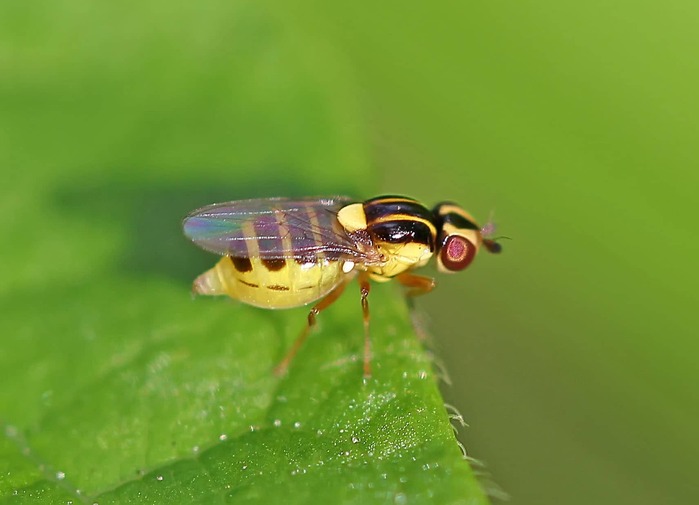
[358,271,372,379]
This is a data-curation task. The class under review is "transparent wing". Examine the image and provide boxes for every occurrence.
[183,196,367,260]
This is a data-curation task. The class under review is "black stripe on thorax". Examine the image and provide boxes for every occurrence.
[363,196,435,225]
[369,220,435,249]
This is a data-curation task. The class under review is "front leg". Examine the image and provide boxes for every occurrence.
[396,273,436,341]
[396,273,436,297]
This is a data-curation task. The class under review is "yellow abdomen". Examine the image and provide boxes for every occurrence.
[193,256,346,309]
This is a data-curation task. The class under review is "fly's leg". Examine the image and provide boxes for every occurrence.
[359,272,372,379]
[396,272,435,297]
[396,273,436,341]
[274,281,347,376]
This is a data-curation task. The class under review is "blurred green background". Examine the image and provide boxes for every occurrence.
[2,1,697,504]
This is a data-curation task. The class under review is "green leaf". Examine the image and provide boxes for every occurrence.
[0,2,488,504]
[2,281,486,504]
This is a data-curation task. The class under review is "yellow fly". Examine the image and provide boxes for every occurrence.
[183,195,501,377]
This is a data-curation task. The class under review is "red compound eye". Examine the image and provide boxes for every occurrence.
[440,235,476,271]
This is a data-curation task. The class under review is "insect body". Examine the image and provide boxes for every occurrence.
[183,195,501,377]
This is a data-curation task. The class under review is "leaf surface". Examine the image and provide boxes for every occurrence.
[0,2,488,504]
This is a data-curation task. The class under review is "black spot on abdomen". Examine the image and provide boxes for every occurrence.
[230,256,253,273]
[261,258,286,271]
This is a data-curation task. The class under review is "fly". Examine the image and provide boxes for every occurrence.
[183,195,501,378]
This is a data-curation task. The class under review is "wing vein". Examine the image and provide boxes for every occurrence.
[183,196,369,261]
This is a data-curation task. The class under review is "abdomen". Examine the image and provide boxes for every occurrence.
[193,256,346,309]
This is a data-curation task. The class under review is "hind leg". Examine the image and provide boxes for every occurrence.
[274,281,348,376]
[358,272,372,379]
